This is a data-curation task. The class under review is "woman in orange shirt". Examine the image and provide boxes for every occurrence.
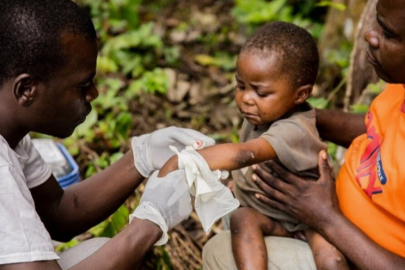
[251,0,405,269]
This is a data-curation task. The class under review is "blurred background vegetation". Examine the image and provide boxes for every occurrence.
[47,0,382,269]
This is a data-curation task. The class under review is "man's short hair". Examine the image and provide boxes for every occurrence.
[0,0,96,86]
[242,22,319,87]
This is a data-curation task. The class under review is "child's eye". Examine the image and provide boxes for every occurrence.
[237,84,245,90]
[257,92,268,98]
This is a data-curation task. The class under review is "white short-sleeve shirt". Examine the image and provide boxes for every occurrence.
[0,135,59,264]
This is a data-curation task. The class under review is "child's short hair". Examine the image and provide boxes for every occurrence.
[242,22,319,88]
[0,0,96,86]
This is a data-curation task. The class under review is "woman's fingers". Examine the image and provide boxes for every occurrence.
[252,164,273,183]
[318,150,334,183]
[255,193,288,212]
[265,160,303,185]
[253,174,289,200]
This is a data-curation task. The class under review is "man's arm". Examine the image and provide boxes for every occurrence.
[158,138,277,177]
[315,109,366,148]
[252,153,405,270]
[31,126,214,241]
[0,218,162,270]
[31,150,144,241]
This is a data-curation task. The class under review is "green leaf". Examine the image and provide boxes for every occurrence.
[194,53,236,71]
[55,238,80,253]
[307,97,328,109]
[97,56,118,73]
[327,142,338,157]
[350,104,370,113]
[110,152,124,164]
[316,1,346,11]
[75,110,98,138]
[126,68,169,97]
[231,0,290,25]
[89,205,129,238]
[116,112,133,139]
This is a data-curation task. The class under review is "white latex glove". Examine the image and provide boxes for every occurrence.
[132,127,215,177]
[129,170,192,246]
[171,146,239,233]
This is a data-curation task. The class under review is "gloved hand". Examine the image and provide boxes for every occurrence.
[129,170,192,246]
[132,126,215,177]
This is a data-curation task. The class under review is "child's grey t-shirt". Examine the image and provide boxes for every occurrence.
[233,104,327,232]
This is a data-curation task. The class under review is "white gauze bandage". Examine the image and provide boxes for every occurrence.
[169,145,240,233]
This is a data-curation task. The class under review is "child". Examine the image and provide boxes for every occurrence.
[159,22,349,270]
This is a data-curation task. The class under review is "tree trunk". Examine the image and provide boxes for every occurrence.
[317,0,368,101]
[319,0,367,54]
[344,0,379,110]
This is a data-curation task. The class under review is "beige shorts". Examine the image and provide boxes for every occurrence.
[203,231,316,270]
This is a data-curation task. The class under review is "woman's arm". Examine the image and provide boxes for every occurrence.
[315,109,366,148]
[158,138,276,177]
[252,152,405,270]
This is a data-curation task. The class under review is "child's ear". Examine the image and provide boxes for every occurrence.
[12,74,37,107]
[294,84,312,105]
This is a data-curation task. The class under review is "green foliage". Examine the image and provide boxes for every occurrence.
[155,247,173,270]
[327,142,338,157]
[231,0,325,39]
[55,239,80,253]
[127,68,169,97]
[307,97,328,109]
[316,1,346,11]
[350,80,385,113]
[78,0,143,40]
[89,205,130,238]
[326,41,352,69]
[194,52,237,71]
[231,0,292,25]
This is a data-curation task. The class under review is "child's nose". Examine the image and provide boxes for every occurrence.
[241,91,255,106]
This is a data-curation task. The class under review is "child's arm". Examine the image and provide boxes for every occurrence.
[158,137,276,177]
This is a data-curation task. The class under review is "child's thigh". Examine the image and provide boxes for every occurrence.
[230,207,291,237]
[305,228,349,270]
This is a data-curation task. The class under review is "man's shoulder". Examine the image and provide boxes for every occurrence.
[0,136,14,168]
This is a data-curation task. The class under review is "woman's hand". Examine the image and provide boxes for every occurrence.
[251,151,342,231]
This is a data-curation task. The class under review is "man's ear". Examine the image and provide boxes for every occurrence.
[12,74,37,107]
[294,84,312,105]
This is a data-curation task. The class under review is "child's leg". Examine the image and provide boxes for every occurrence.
[230,207,291,270]
[305,228,349,270]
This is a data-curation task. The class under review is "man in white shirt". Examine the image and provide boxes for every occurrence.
[0,0,214,269]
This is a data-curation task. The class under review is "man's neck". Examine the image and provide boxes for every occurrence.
[0,124,28,149]
[0,82,30,148]
[0,108,28,149]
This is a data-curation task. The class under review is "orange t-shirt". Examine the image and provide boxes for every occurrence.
[337,84,405,257]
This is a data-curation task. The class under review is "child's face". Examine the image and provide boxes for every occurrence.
[235,50,297,126]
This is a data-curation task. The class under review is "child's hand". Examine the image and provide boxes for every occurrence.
[158,155,179,177]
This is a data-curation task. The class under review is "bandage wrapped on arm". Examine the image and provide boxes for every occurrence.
[169,146,239,233]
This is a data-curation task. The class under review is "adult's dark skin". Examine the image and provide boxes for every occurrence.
[252,0,405,269]
[314,109,366,148]
[0,33,161,270]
